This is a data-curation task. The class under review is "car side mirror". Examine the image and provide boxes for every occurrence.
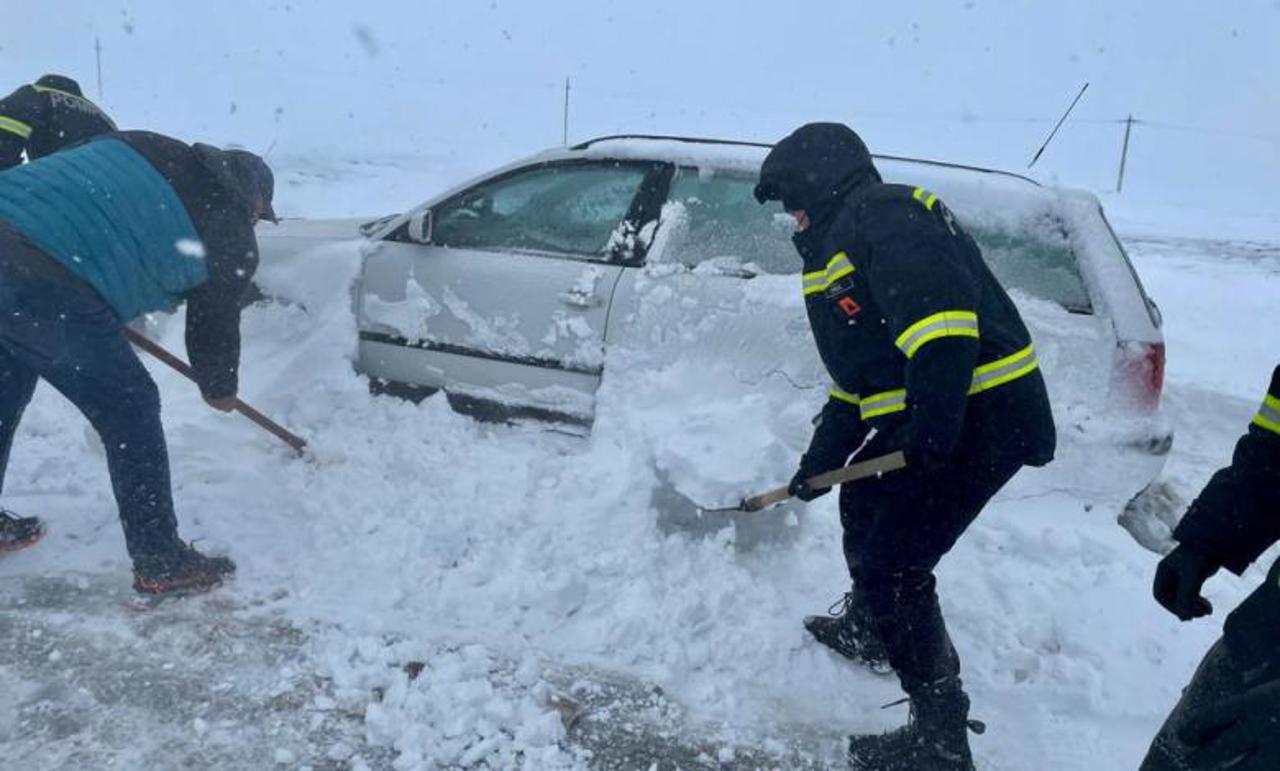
[407,209,433,244]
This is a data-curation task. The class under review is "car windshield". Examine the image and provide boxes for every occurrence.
[657,167,1092,312]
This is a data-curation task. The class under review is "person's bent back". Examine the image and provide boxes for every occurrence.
[0,131,276,596]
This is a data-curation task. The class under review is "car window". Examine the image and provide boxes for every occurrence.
[965,215,1093,313]
[658,169,796,274]
[431,163,648,259]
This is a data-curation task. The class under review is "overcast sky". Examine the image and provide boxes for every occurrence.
[5,1,1279,216]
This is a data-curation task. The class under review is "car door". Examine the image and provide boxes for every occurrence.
[357,159,662,420]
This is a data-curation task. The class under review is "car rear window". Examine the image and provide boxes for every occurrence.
[659,167,1093,312]
[964,214,1093,314]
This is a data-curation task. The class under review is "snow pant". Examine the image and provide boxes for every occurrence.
[0,222,182,562]
[1140,640,1245,770]
[839,442,1024,701]
[1141,572,1280,771]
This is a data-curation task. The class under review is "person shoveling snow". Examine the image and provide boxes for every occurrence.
[754,122,1057,771]
[0,130,276,596]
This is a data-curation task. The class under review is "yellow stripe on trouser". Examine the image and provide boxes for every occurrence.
[895,310,980,358]
[0,115,32,139]
[855,344,1040,420]
[1254,394,1280,435]
[803,252,855,296]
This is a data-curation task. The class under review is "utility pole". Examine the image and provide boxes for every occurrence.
[1116,115,1135,193]
[562,76,571,145]
[95,37,104,100]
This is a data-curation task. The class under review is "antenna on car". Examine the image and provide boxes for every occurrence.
[1027,82,1089,169]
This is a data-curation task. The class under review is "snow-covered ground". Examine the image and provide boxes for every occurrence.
[1,157,1277,771]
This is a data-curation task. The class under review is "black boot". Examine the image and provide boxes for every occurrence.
[804,591,892,674]
[133,542,236,595]
[0,509,45,555]
[847,680,981,771]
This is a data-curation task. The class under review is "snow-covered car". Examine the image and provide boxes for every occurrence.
[258,135,1171,501]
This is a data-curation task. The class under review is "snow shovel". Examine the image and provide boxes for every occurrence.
[705,450,908,514]
[124,328,308,456]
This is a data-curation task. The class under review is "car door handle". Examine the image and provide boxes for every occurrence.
[557,290,602,309]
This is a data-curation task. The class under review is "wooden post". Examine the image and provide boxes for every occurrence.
[562,76,571,145]
[95,37,104,100]
[1117,115,1135,193]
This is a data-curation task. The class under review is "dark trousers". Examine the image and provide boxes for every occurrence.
[1140,640,1243,770]
[0,224,181,562]
[839,440,1023,698]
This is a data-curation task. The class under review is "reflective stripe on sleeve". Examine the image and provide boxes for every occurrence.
[894,310,979,358]
[969,344,1039,394]
[0,115,32,139]
[912,187,939,211]
[802,251,856,296]
[1254,393,1280,435]
[828,384,861,407]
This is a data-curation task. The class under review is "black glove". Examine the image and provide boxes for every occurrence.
[788,464,831,502]
[1153,545,1220,621]
[1179,676,1280,770]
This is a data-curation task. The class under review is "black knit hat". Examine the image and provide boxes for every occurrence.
[193,144,278,223]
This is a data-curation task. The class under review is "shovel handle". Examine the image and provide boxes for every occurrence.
[741,450,907,512]
[124,327,308,455]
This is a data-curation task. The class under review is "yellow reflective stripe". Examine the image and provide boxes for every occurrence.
[1253,393,1280,435]
[969,345,1039,394]
[894,310,980,358]
[856,344,1040,421]
[32,85,80,100]
[828,385,861,406]
[912,187,939,211]
[860,389,908,419]
[0,115,32,139]
[801,251,855,296]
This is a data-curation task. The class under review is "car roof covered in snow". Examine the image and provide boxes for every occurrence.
[553,133,1045,190]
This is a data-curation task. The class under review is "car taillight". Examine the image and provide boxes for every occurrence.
[1115,341,1165,411]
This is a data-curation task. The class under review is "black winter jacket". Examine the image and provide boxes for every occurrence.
[1174,366,1280,668]
[110,131,260,400]
[0,80,116,170]
[757,123,1056,471]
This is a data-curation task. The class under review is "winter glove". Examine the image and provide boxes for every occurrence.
[1178,676,1280,770]
[1153,545,1220,621]
[788,465,830,502]
[790,398,869,503]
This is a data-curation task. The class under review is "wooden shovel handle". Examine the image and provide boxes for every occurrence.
[741,450,907,512]
[124,327,308,455]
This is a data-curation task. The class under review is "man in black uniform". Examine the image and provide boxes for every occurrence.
[755,123,1056,770]
[1141,365,1280,770]
[0,74,116,170]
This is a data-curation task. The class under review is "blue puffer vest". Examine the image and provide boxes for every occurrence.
[0,137,207,321]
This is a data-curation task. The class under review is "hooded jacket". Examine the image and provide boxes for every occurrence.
[0,131,263,399]
[757,123,1055,470]
[0,75,116,171]
[1173,366,1280,667]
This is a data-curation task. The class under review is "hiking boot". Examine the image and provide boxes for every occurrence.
[847,682,982,771]
[804,591,892,674]
[0,509,45,555]
[132,543,236,596]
